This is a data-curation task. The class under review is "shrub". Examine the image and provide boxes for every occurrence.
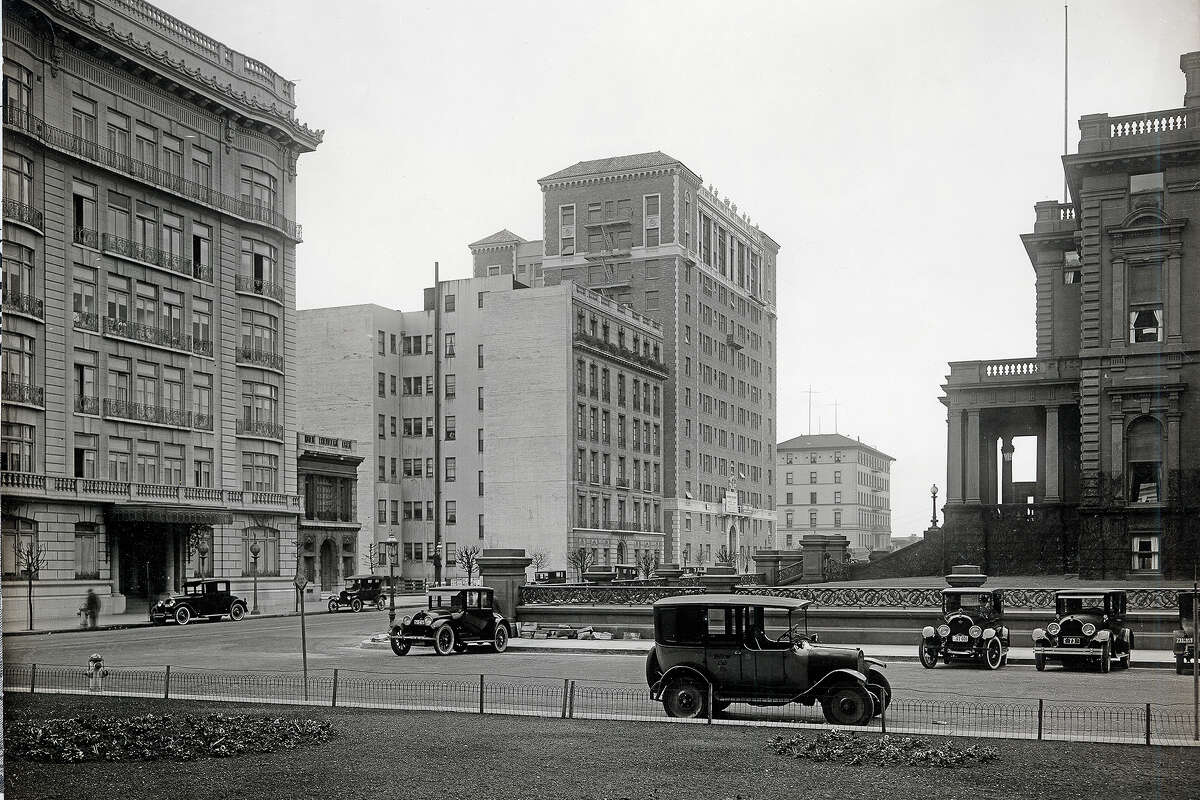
[767,731,999,768]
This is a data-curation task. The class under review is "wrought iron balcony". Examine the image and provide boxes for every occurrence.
[4,105,303,240]
[193,338,214,358]
[74,395,100,415]
[234,274,285,303]
[193,262,214,283]
[237,346,284,372]
[102,398,191,428]
[193,412,214,432]
[73,310,99,331]
[103,317,192,352]
[615,478,630,488]
[74,226,101,249]
[237,418,285,440]
[3,381,44,407]
[3,198,43,229]
[2,290,44,320]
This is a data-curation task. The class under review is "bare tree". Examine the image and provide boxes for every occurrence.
[738,548,754,574]
[637,549,657,578]
[364,542,379,575]
[566,547,595,581]
[529,551,550,572]
[456,544,481,585]
[16,542,48,631]
[715,545,736,568]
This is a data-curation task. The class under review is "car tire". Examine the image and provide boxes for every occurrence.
[229,603,246,622]
[389,625,410,657]
[645,647,664,688]
[1178,655,1186,675]
[433,624,457,656]
[662,679,708,719]
[1100,641,1111,673]
[174,606,192,626]
[866,667,891,713]
[327,599,339,613]
[1034,652,1046,671]
[492,624,509,653]
[350,598,363,613]
[918,643,938,669]
[378,597,390,611]
[984,637,1003,670]
[821,685,874,726]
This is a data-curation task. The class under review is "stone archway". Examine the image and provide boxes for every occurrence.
[319,538,338,591]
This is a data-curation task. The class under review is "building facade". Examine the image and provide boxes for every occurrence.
[940,51,1200,578]
[475,152,780,572]
[1,0,321,621]
[776,433,893,558]
[296,432,361,596]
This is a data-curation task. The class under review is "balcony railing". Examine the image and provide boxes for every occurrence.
[234,274,285,303]
[307,509,357,523]
[2,290,44,320]
[74,225,101,249]
[74,395,100,415]
[616,477,630,488]
[193,412,214,432]
[573,331,668,378]
[193,262,214,283]
[945,357,1080,387]
[4,106,302,240]
[578,519,663,534]
[2,381,44,407]
[237,418,285,440]
[0,470,302,509]
[103,398,192,428]
[3,198,43,229]
[70,310,98,332]
[237,346,285,372]
[193,338,214,358]
[103,317,192,352]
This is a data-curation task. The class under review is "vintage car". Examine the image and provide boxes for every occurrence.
[388,586,512,656]
[150,580,248,626]
[644,594,890,725]
[1032,589,1133,672]
[1174,590,1196,675]
[328,574,393,613]
[918,588,1009,670]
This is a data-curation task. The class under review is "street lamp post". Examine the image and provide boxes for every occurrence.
[250,541,261,615]
[385,535,399,630]
[931,483,944,575]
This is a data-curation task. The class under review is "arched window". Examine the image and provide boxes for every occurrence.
[1126,417,1163,503]
[242,527,280,576]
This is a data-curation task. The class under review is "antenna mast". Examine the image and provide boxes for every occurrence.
[1063,4,1069,203]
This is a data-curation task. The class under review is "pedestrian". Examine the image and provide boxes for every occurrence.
[85,588,101,630]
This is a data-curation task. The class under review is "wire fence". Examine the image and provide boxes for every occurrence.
[5,662,1196,747]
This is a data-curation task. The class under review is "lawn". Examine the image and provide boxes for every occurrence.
[5,694,1197,800]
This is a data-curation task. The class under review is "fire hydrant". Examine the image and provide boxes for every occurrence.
[87,653,109,691]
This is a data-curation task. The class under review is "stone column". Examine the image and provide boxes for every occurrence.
[1167,397,1182,480]
[1045,406,1062,502]
[1000,438,1015,504]
[985,433,998,505]
[1167,253,1183,344]
[477,548,533,621]
[947,410,964,503]
[1111,257,1126,347]
[965,410,982,503]
[1109,408,1125,490]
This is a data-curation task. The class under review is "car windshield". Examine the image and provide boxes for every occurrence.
[945,592,993,616]
[1058,596,1106,616]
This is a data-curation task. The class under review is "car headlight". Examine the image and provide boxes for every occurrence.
[1047,622,1061,636]
[982,628,996,639]
[937,625,951,637]
[402,615,411,625]
[1032,627,1045,641]
[969,626,982,639]
[164,598,175,607]
[922,626,936,639]
[1082,623,1096,637]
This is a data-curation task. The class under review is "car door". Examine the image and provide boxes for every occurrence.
[746,608,787,697]
[704,606,747,694]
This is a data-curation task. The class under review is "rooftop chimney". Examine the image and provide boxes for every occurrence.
[1182,51,1200,107]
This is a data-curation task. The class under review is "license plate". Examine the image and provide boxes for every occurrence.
[1062,636,1081,645]
[951,634,968,642]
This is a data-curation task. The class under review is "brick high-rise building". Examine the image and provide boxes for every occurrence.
[1,0,321,621]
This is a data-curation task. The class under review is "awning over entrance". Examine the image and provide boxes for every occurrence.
[106,505,234,526]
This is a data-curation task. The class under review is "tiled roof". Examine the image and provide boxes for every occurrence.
[468,229,526,248]
[540,151,682,182]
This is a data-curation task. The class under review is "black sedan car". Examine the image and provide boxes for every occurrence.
[388,586,512,656]
[919,588,1009,670]
[150,580,248,626]
[1032,589,1133,672]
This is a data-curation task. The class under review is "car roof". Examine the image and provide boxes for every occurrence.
[653,593,811,610]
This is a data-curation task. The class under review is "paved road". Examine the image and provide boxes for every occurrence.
[5,611,1194,706]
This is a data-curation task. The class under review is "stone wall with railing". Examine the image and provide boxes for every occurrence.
[0,470,301,511]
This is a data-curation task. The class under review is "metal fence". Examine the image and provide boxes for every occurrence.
[5,663,1194,747]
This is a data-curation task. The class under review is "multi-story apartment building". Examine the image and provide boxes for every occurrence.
[775,433,893,559]
[937,50,1200,578]
[1,0,321,621]
[296,432,362,596]
[474,152,780,571]
[298,275,667,581]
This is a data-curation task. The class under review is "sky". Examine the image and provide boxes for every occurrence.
[159,0,1199,541]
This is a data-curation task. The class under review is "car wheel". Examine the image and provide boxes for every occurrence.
[867,667,891,713]
[645,647,664,688]
[1178,655,1187,675]
[1100,641,1111,674]
[984,637,1003,670]
[327,599,340,613]
[918,643,938,669]
[821,685,874,726]
[389,626,410,657]
[229,603,246,622]
[492,624,509,653]
[350,598,363,613]
[662,679,708,719]
[174,606,192,626]
[433,625,457,656]
[1034,652,1046,671]
[378,597,390,611]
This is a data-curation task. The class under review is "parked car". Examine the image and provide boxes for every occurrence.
[328,574,393,613]
[1174,590,1196,675]
[388,586,511,656]
[918,588,1009,670]
[150,580,248,626]
[644,594,890,725]
[1032,589,1133,672]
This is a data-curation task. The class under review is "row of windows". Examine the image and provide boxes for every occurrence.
[679,480,770,510]
[575,448,661,492]
[576,405,660,451]
[785,470,847,485]
[684,449,766,485]
[378,500,474,534]
[574,493,661,531]
[685,414,772,464]
[688,358,770,410]
[557,195,661,256]
[575,359,662,414]
[682,261,768,325]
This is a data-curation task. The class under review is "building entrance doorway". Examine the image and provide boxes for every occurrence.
[320,538,337,590]
[116,528,175,607]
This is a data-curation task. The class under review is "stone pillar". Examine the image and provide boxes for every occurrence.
[1045,405,1062,502]
[1167,253,1183,344]
[1111,257,1126,347]
[753,550,783,586]
[947,410,964,504]
[984,433,998,505]
[800,534,849,582]
[1182,51,1200,108]
[1035,430,1046,500]
[1167,404,1182,479]
[1000,438,1014,504]
[1109,405,1125,491]
[965,410,982,503]
[477,548,533,621]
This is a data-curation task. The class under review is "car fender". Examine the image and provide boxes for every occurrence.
[1094,629,1112,642]
[797,668,868,701]
[863,657,887,669]
[921,626,936,639]
[650,664,711,698]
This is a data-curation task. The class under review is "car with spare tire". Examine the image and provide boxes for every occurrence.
[388,586,512,656]
[149,579,248,626]
[644,594,890,725]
